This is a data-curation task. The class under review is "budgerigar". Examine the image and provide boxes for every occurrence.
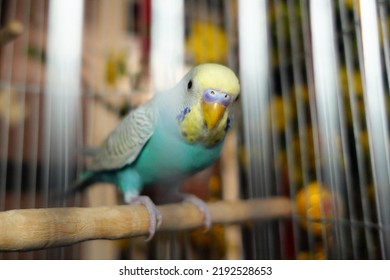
[75,63,240,238]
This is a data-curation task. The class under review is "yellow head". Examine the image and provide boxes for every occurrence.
[176,63,240,146]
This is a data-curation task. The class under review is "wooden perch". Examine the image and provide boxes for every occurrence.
[0,21,24,47]
[0,197,291,252]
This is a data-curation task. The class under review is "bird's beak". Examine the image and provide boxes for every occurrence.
[201,101,226,130]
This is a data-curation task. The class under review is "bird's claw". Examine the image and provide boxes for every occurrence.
[183,194,212,230]
[125,196,162,241]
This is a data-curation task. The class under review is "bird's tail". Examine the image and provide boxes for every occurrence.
[70,171,97,195]
[51,171,100,201]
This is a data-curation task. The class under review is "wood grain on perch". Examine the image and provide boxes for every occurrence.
[0,197,291,252]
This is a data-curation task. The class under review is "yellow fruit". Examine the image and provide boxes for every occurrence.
[295,182,342,236]
[186,21,228,64]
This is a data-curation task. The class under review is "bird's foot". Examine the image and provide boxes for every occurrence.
[182,194,212,230]
[125,195,162,241]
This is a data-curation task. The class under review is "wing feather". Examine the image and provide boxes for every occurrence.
[88,101,157,171]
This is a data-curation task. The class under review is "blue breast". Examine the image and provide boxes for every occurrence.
[131,123,223,185]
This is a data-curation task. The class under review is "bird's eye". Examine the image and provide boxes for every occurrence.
[224,94,228,99]
[187,80,192,90]
[211,90,215,95]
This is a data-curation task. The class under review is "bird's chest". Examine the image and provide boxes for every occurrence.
[133,125,223,184]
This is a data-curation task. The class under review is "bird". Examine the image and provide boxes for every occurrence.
[74,63,240,239]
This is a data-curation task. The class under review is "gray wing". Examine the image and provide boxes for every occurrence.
[88,101,157,171]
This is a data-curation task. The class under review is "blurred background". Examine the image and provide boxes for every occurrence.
[0,0,390,260]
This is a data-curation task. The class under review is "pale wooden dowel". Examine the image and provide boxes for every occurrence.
[0,197,291,252]
[0,21,24,47]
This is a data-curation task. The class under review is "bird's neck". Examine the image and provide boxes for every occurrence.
[178,103,229,147]
[154,85,230,148]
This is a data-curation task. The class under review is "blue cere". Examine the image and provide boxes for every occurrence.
[203,89,232,107]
